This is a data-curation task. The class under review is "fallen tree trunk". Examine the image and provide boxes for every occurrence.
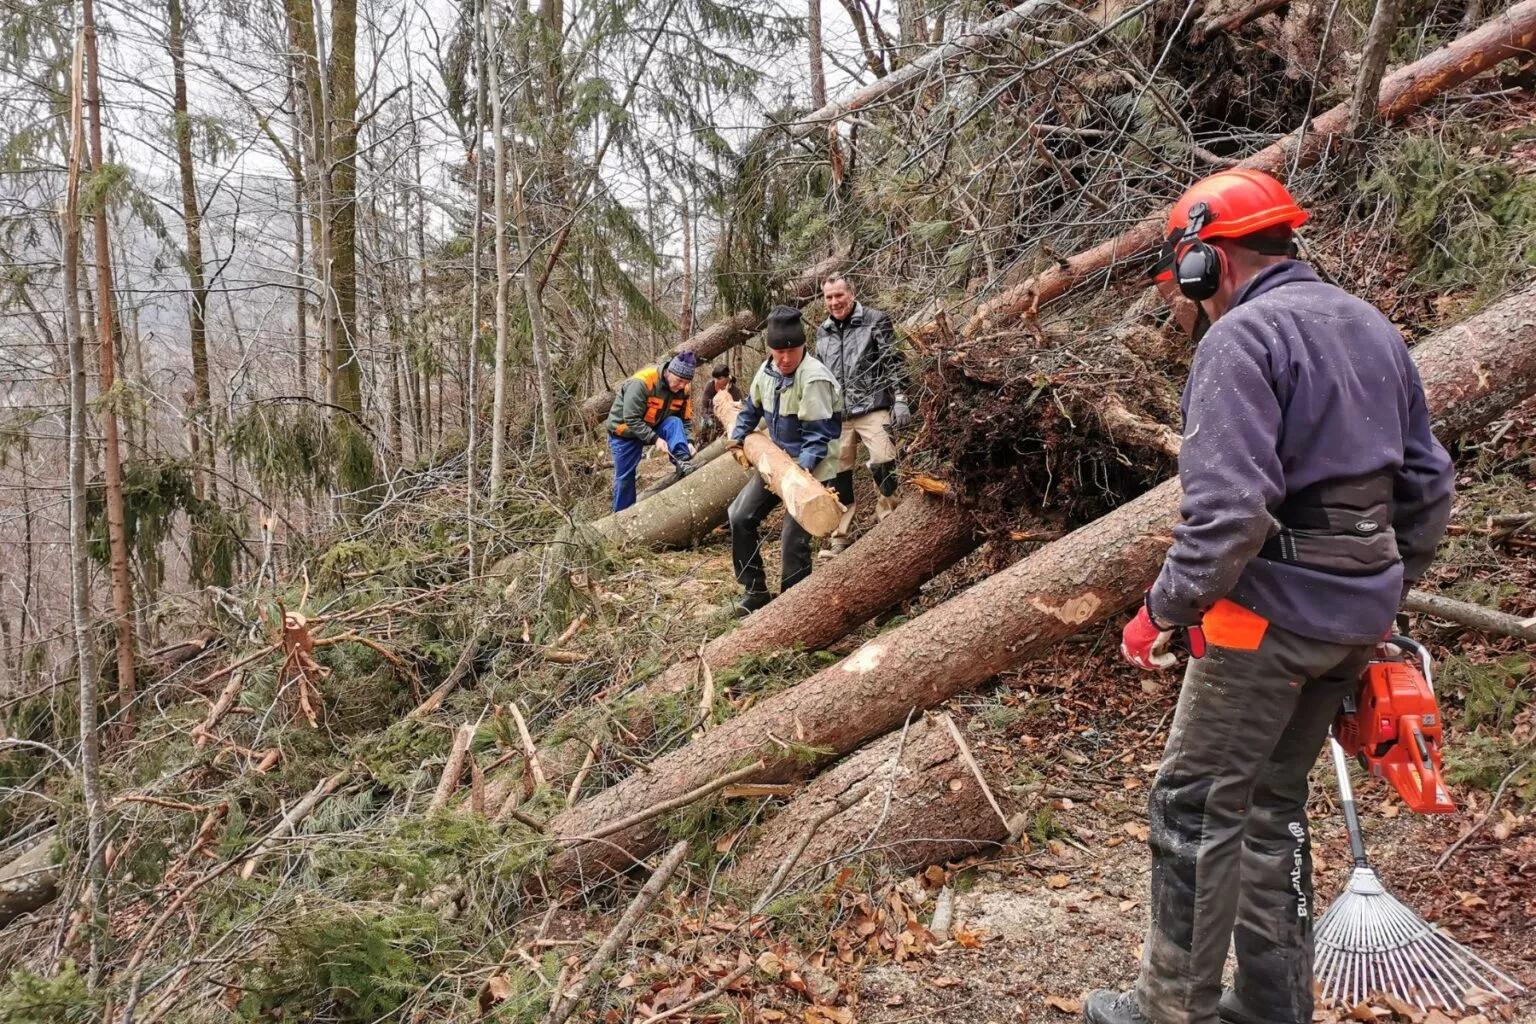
[782,0,1067,140]
[533,493,983,790]
[910,0,1536,342]
[538,280,1536,884]
[1403,589,1536,643]
[729,715,1011,890]
[0,829,59,930]
[739,435,844,537]
[575,257,839,426]
[637,435,732,502]
[586,450,751,549]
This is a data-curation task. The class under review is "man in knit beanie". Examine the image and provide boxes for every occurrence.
[605,350,697,512]
[724,306,843,615]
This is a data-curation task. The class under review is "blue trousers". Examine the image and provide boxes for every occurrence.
[610,417,689,512]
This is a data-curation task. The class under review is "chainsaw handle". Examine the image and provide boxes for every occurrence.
[1388,635,1434,692]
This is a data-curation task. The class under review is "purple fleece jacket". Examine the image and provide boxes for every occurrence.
[1147,261,1454,646]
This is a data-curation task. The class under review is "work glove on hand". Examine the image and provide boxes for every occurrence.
[1120,596,1206,671]
[890,396,913,430]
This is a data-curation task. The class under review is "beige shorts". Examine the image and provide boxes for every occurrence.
[836,409,897,472]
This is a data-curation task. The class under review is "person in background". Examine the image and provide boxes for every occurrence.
[605,352,696,512]
[725,306,843,615]
[815,275,911,556]
[698,363,742,443]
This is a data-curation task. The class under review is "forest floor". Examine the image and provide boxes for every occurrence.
[565,400,1536,1024]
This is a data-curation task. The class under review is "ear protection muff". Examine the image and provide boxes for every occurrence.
[1173,201,1224,302]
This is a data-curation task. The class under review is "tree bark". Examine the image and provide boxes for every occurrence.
[167,0,214,502]
[1348,0,1405,142]
[487,0,513,499]
[84,0,138,735]
[0,831,60,930]
[679,192,693,344]
[537,493,981,788]
[729,716,1009,889]
[537,282,1536,884]
[808,0,828,107]
[927,0,1536,343]
[326,0,363,419]
[63,31,108,972]
[587,449,750,549]
[575,257,840,426]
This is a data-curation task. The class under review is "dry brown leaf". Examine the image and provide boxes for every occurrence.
[1457,891,1489,908]
[1105,837,1125,848]
[1046,874,1071,889]
[478,972,513,1013]
[1045,995,1083,1014]
[1421,1010,1456,1024]
[1346,1002,1387,1022]
[1119,899,1139,911]
[804,1007,853,1024]
[1123,821,1151,842]
[953,925,986,949]
[758,1010,787,1022]
[1464,990,1503,1008]
[1380,994,1422,1022]
[616,972,638,990]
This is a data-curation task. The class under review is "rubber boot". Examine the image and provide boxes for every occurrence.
[871,460,900,521]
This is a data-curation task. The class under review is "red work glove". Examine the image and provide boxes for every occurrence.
[1121,597,1207,671]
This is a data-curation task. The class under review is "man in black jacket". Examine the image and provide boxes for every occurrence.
[815,275,911,555]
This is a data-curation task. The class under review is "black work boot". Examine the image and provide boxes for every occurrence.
[734,590,771,617]
[1218,990,1272,1024]
[1084,990,1155,1024]
[672,458,695,480]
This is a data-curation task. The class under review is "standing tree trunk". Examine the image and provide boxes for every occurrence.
[509,148,567,499]
[326,0,362,420]
[486,0,513,499]
[83,0,137,736]
[1348,0,1406,143]
[62,28,108,978]
[167,0,214,503]
[808,0,828,106]
[679,191,693,345]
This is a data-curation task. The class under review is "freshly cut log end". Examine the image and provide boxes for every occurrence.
[729,717,1010,891]
[740,434,844,537]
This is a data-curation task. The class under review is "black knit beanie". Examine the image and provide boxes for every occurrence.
[764,305,805,350]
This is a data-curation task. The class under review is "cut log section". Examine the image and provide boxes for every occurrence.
[906,1,1536,343]
[738,434,844,537]
[729,716,1011,891]
[538,280,1536,884]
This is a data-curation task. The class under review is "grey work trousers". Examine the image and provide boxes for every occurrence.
[1135,614,1373,1024]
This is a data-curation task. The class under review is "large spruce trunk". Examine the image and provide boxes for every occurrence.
[538,281,1536,885]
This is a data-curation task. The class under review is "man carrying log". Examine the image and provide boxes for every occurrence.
[726,306,843,615]
[606,352,697,512]
[816,275,911,555]
[1089,170,1455,1024]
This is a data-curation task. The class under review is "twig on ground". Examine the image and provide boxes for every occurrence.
[510,702,548,790]
[636,962,754,1024]
[430,723,475,813]
[939,712,1011,831]
[540,841,689,1024]
[411,627,485,717]
[1433,756,1536,870]
[562,761,766,846]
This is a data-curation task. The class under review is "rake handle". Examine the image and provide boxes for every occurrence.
[1329,737,1370,868]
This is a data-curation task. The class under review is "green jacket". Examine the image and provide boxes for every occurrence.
[730,355,843,482]
[606,365,693,445]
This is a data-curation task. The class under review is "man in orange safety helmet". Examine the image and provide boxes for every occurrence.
[1086,170,1455,1024]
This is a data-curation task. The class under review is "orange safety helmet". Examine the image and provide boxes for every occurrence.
[1154,169,1310,284]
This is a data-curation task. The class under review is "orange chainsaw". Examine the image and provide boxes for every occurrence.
[1333,634,1456,814]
